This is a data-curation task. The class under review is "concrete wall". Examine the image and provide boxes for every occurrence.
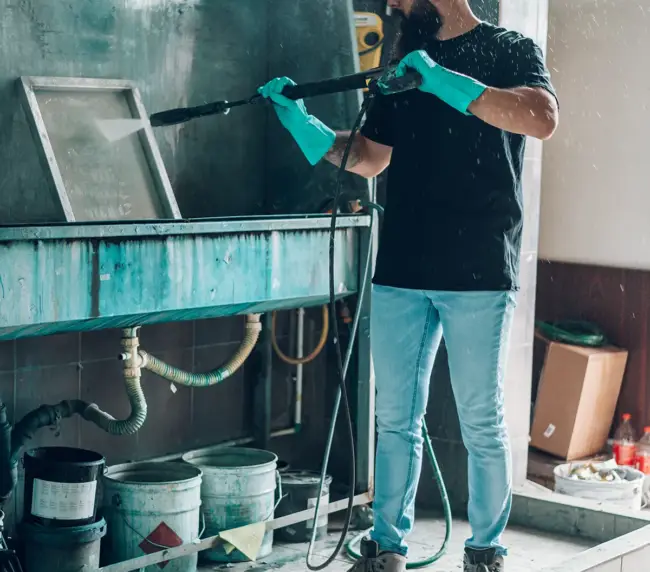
[540,0,650,270]
[265,0,367,214]
[0,0,363,223]
[536,0,650,438]
[0,0,270,223]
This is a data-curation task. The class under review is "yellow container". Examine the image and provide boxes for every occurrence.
[354,12,385,74]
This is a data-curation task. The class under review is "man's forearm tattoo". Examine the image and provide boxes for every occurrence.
[324,132,363,170]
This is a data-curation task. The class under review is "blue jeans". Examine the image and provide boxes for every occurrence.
[369,284,516,557]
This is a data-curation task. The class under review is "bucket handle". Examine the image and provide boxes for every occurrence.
[197,508,207,539]
[273,470,285,512]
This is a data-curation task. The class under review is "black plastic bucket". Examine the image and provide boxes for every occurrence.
[20,517,107,572]
[23,447,105,527]
[275,470,333,543]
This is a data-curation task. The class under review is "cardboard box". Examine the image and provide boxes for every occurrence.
[530,340,628,461]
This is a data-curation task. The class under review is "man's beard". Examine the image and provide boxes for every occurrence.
[390,0,443,61]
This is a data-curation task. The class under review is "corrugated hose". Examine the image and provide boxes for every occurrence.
[83,327,147,436]
[139,314,262,386]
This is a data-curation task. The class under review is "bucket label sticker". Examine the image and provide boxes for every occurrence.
[31,478,97,520]
[306,494,329,530]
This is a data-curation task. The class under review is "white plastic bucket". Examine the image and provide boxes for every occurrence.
[182,447,278,563]
[554,462,645,511]
[101,461,203,572]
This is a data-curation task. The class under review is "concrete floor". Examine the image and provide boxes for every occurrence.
[198,515,595,572]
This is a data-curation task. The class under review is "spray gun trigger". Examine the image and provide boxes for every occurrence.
[371,67,423,96]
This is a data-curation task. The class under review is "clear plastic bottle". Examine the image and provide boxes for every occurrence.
[613,413,637,466]
[635,426,650,475]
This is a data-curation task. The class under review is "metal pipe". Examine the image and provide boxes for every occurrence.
[295,308,305,429]
[252,314,273,450]
[270,427,298,439]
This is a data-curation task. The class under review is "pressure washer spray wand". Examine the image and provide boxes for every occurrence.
[148,66,422,127]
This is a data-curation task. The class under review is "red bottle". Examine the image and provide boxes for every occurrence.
[635,427,650,474]
[613,413,637,466]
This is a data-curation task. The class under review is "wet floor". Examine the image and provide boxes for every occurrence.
[198,514,595,572]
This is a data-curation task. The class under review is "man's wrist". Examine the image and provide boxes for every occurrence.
[428,65,487,115]
[296,115,336,166]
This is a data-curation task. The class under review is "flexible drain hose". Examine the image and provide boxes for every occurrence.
[83,376,147,436]
[139,314,262,387]
[83,327,147,436]
[271,306,329,366]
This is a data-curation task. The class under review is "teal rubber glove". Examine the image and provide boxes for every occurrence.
[394,50,487,116]
[258,77,336,166]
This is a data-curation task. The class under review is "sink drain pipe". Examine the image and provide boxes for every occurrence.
[12,315,259,442]
[0,316,263,503]
[138,314,262,386]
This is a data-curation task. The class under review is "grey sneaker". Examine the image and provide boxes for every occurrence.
[349,539,407,572]
[464,548,504,572]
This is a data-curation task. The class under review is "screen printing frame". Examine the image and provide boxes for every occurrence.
[17,76,182,222]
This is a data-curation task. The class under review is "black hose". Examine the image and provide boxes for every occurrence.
[359,38,385,58]
[306,97,374,571]
[0,400,94,503]
[10,400,90,465]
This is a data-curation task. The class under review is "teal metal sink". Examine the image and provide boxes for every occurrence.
[0,215,370,340]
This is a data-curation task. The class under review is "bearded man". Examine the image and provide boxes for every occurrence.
[259,1,559,570]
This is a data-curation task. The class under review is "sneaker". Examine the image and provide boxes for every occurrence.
[349,539,407,572]
[464,548,504,572]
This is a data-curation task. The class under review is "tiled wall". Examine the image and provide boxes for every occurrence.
[0,309,333,530]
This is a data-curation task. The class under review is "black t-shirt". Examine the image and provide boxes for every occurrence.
[361,23,557,292]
